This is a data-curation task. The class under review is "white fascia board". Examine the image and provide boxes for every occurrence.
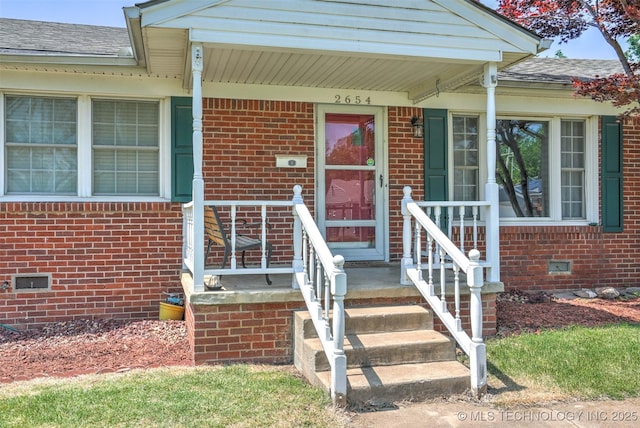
[0,54,138,67]
[434,0,542,54]
[421,91,624,116]
[140,0,230,27]
[189,28,503,63]
[1,68,182,98]
[200,81,412,106]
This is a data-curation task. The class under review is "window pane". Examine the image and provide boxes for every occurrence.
[560,120,586,219]
[325,113,375,166]
[452,115,479,210]
[4,96,77,194]
[497,119,549,217]
[92,100,159,196]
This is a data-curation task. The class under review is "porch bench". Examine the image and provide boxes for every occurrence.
[204,206,273,286]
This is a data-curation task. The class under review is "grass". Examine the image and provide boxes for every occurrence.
[2,325,639,426]
[486,323,640,403]
[0,365,347,428]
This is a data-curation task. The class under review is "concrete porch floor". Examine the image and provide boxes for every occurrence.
[180,263,504,305]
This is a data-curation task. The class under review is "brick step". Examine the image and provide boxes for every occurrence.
[316,360,470,404]
[301,329,455,371]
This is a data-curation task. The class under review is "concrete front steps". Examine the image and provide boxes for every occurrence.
[293,305,470,405]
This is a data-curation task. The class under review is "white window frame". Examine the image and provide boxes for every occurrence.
[449,112,597,226]
[0,92,170,202]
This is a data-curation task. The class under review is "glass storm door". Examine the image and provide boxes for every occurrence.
[317,106,385,261]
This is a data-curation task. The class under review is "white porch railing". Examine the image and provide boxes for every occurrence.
[292,185,347,405]
[182,200,295,288]
[400,186,488,396]
[182,186,347,403]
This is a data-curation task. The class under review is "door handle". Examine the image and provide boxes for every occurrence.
[379,174,384,187]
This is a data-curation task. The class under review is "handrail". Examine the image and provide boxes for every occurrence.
[184,186,347,404]
[401,186,487,397]
[292,185,347,406]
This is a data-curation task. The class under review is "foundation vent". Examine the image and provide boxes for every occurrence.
[14,274,51,291]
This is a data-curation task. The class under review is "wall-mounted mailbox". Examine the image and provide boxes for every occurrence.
[275,155,307,168]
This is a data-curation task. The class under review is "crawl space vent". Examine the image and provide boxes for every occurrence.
[15,275,50,290]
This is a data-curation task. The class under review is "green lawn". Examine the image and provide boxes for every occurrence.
[0,365,346,428]
[487,323,640,401]
[2,324,639,427]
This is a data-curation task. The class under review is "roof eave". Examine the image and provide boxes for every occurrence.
[0,54,138,67]
[124,6,147,68]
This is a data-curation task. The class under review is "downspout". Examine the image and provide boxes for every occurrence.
[191,43,205,292]
[483,62,500,283]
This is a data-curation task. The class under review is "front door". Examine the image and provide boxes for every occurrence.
[317,105,386,261]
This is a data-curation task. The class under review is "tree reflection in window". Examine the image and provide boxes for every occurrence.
[496,120,549,217]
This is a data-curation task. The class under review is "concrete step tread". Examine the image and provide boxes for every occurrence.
[295,305,434,339]
[304,329,453,352]
[315,360,469,390]
[345,361,469,389]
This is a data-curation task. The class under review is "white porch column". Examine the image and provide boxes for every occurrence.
[483,62,500,282]
[192,43,205,292]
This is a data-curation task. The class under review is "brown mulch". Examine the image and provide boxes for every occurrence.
[1,291,639,384]
[0,319,191,383]
[496,289,640,337]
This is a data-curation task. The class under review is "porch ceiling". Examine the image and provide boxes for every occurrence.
[131,0,546,103]
[141,26,530,102]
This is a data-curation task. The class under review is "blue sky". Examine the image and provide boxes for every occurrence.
[0,0,627,60]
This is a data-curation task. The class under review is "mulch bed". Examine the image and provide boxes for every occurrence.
[1,290,639,383]
[496,289,640,337]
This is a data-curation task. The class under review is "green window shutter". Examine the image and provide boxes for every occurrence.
[171,97,194,203]
[601,116,623,232]
[423,109,448,201]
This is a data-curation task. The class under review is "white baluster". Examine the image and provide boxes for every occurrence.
[331,255,347,404]
[427,234,434,296]
[472,205,479,250]
[401,186,414,285]
[261,205,267,268]
[454,263,462,331]
[440,247,447,313]
[230,205,237,269]
[415,221,422,281]
[459,206,465,253]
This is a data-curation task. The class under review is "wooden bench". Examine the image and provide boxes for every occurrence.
[204,206,272,285]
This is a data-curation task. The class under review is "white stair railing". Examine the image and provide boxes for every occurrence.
[292,185,347,405]
[401,186,487,397]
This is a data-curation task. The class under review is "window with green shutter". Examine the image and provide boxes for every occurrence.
[601,116,623,232]
[171,97,194,203]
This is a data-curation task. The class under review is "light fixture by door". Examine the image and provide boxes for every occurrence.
[410,115,423,138]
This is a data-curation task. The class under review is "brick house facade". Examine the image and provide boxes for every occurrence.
[1,1,638,367]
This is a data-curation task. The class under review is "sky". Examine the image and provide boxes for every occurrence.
[0,0,628,60]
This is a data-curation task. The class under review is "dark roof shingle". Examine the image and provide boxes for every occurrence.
[499,57,624,85]
[0,18,130,56]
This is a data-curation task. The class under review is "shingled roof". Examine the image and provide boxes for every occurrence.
[0,18,130,56]
[0,18,625,86]
[499,57,624,85]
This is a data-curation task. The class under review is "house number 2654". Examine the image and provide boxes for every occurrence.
[334,95,371,105]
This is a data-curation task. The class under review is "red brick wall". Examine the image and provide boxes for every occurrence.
[186,293,497,365]
[0,202,184,329]
[3,99,638,330]
[201,99,316,265]
[499,116,640,291]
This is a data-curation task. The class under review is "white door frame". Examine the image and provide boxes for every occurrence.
[315,104,389,261]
